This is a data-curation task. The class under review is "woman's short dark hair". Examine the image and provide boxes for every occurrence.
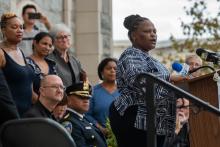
[98,57,117,80]
[123,14,149,42]
[33,32,54,49]
[34,32,53,43]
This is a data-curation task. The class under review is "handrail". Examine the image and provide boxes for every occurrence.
[135,73,220,147]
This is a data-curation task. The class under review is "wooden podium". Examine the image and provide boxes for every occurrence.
[177,72,220,147]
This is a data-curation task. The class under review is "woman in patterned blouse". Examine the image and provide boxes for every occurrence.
[109,14,175,147]
[26,32,56,101]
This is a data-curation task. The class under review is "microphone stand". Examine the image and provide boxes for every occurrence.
[189,65,215,74]
[189,65,220,82]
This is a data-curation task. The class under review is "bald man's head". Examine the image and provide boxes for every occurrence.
[39,75,64,103]
[40,75,62,87]
[36,75,64,112]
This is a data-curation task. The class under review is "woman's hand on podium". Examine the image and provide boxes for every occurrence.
[170,75,190,84]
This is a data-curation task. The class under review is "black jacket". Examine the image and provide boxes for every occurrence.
[165,123,190,147]
[23,101,56,120]
[47,49,83,87]
[0,69,19,126]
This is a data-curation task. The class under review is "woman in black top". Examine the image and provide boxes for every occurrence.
[0,12,34,115]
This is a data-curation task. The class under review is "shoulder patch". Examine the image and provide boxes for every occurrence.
[62,121,72,134]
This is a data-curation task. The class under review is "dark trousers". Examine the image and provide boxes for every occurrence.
[109,103,165,147]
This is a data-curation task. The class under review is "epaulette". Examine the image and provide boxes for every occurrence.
[64,113,70,119]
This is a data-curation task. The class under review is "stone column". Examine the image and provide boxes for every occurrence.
[75,0,102,84]
[63,0,76,50]
[75,0,112,84]
[63,0,73,27]
[101,0,113,58]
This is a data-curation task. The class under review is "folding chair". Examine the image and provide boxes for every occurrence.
[0,118,76,147]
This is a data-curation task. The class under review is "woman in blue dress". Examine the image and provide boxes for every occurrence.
[86,58,120,136]
[26,32,56,100]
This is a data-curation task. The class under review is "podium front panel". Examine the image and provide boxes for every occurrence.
[186,74,220,147]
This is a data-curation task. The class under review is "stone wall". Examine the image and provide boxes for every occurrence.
[0,0,66,40]
[18,0,62,21]
[0,0,64,22]
[16,0,64,31]
[0,0,11,15]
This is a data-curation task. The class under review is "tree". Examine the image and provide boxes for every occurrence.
[170,0,220,52]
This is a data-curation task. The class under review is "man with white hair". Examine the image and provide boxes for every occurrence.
[23,75,64,119]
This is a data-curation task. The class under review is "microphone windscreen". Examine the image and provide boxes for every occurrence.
[172,62,183,72]
[196,48,205,56]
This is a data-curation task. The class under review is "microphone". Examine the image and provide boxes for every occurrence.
[172,62,190,77]
[196,48,220,64]
[172,61,219,82]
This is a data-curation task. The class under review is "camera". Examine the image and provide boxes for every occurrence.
[28,13,41,19]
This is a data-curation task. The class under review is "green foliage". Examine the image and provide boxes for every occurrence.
[171,0,220,52]
[106,118,117,147]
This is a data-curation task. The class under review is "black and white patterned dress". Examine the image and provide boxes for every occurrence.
[114,47,176,136]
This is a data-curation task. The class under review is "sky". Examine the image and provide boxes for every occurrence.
[112,0,219,41]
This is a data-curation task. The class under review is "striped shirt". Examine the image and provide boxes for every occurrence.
[114,47,175,135]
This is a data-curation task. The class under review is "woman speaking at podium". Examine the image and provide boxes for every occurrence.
[109,14,174,147]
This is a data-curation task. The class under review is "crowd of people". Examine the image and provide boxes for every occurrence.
[0,4,206,147]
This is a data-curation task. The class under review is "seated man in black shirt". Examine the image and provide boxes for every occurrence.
[23,75,64,120]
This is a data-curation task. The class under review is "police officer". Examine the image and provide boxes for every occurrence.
[61,82,107,147]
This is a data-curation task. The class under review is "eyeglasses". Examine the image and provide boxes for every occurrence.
[43,85,66,90]
[56,35,71,40]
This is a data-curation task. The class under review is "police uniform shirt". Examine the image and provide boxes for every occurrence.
[61,108,107,147]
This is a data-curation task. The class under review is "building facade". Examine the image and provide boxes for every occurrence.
[0,0,112,84]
